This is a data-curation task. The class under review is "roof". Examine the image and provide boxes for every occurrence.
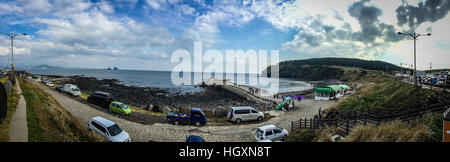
[326,85,342,91]
[315,87,332,93]
[230,106,254,110]
[92,116,115,127]
[338,84,350,89]
[191,108,202,111]
[93,91,111,95]
[187,135,204,142]
[258,124,277,130]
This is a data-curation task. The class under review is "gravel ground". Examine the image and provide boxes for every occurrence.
[29,78,335,142]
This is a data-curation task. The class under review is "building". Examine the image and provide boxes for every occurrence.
[314,84,351,101]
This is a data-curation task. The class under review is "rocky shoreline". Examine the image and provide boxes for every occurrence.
[52,76,262,116]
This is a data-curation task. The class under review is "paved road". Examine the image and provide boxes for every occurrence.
[30,78,334,142]
[9,79,28,142]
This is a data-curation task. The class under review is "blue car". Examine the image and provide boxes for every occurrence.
[55,85,65,92]
[186,135,204,142]
[166,108,207,126]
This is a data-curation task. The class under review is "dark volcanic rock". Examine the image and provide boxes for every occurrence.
[57,76,262,111]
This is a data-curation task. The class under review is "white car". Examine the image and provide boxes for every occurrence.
[255,125,288,142]
[45,82,53,87]
[88,116,131,142]
[227,106,264,123]
[64,84,81,96]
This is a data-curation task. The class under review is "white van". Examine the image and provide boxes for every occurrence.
[227,106,264,123]
[88,116,131,142]
[64,84,81,96]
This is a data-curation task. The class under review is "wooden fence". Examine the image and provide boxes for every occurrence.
[291,101,450,135]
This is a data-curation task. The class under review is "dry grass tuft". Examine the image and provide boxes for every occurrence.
[344,121,431,142]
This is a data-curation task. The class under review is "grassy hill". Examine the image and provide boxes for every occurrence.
[333,74,449,114]
[264,57,406,80]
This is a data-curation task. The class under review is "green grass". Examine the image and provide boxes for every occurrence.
[19,78,103,142]
[335,74,447,114]
[0,79,20,142]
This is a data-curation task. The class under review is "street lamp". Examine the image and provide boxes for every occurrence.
[0,32,27,75]
[397,31,431,86]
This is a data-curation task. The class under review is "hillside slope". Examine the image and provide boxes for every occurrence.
[264,57,406,80]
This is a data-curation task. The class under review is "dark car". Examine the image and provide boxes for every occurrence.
[87,91,114,108]
[186,135,204,142]
[55,85,65,92]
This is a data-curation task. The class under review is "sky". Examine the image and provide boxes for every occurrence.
[0,0,449,71]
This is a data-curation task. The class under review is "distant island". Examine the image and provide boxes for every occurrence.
[107,66,119,70]
[31,64,61,69]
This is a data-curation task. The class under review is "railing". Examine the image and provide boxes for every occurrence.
[291,101,450,135]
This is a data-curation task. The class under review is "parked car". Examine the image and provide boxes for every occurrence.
[88,116,131,142]
[55,85,65,92]
[45,82,53,87]
[227,106,264,123]
[87,91,114,108]
[109,101,131,116]
[186,135,204,142]
[166,108,207,126]
[64,84,81,96]
[255,125,288,142]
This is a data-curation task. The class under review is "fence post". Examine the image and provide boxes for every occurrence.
[304,117,307,128]
[291,121,293,132]
[310,119,313,129]
[299,118,302,128]
[346,119,349,135]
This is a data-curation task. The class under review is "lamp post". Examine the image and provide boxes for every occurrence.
[0,32,27,75]
[397,32,431,86]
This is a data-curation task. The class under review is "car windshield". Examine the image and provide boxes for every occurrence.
[120,104,128,109]
[256,129,264,137]
[107,124,123,136]
[73,88,80,92]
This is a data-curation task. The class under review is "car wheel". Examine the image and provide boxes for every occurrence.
[235,118,241,124]
[195,122,201,127]
[174,121,179,125]
[257,116,263,121]
[283,135,287,141]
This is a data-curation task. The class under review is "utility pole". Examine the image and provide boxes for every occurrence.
[397,32,431,86]
[0,32,27,75]
[400,63,403,74]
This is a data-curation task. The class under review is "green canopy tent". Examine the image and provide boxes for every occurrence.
[314,87,333,100]
[315,87,333,93]
[338,84,351,95]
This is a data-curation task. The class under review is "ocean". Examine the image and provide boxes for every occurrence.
[24,68,313,95]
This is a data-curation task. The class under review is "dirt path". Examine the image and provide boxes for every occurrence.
[30,78,334,142]
[9,79,28,142]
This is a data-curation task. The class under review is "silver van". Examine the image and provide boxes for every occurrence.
[88,116,131,142]
[227,106,264,123]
